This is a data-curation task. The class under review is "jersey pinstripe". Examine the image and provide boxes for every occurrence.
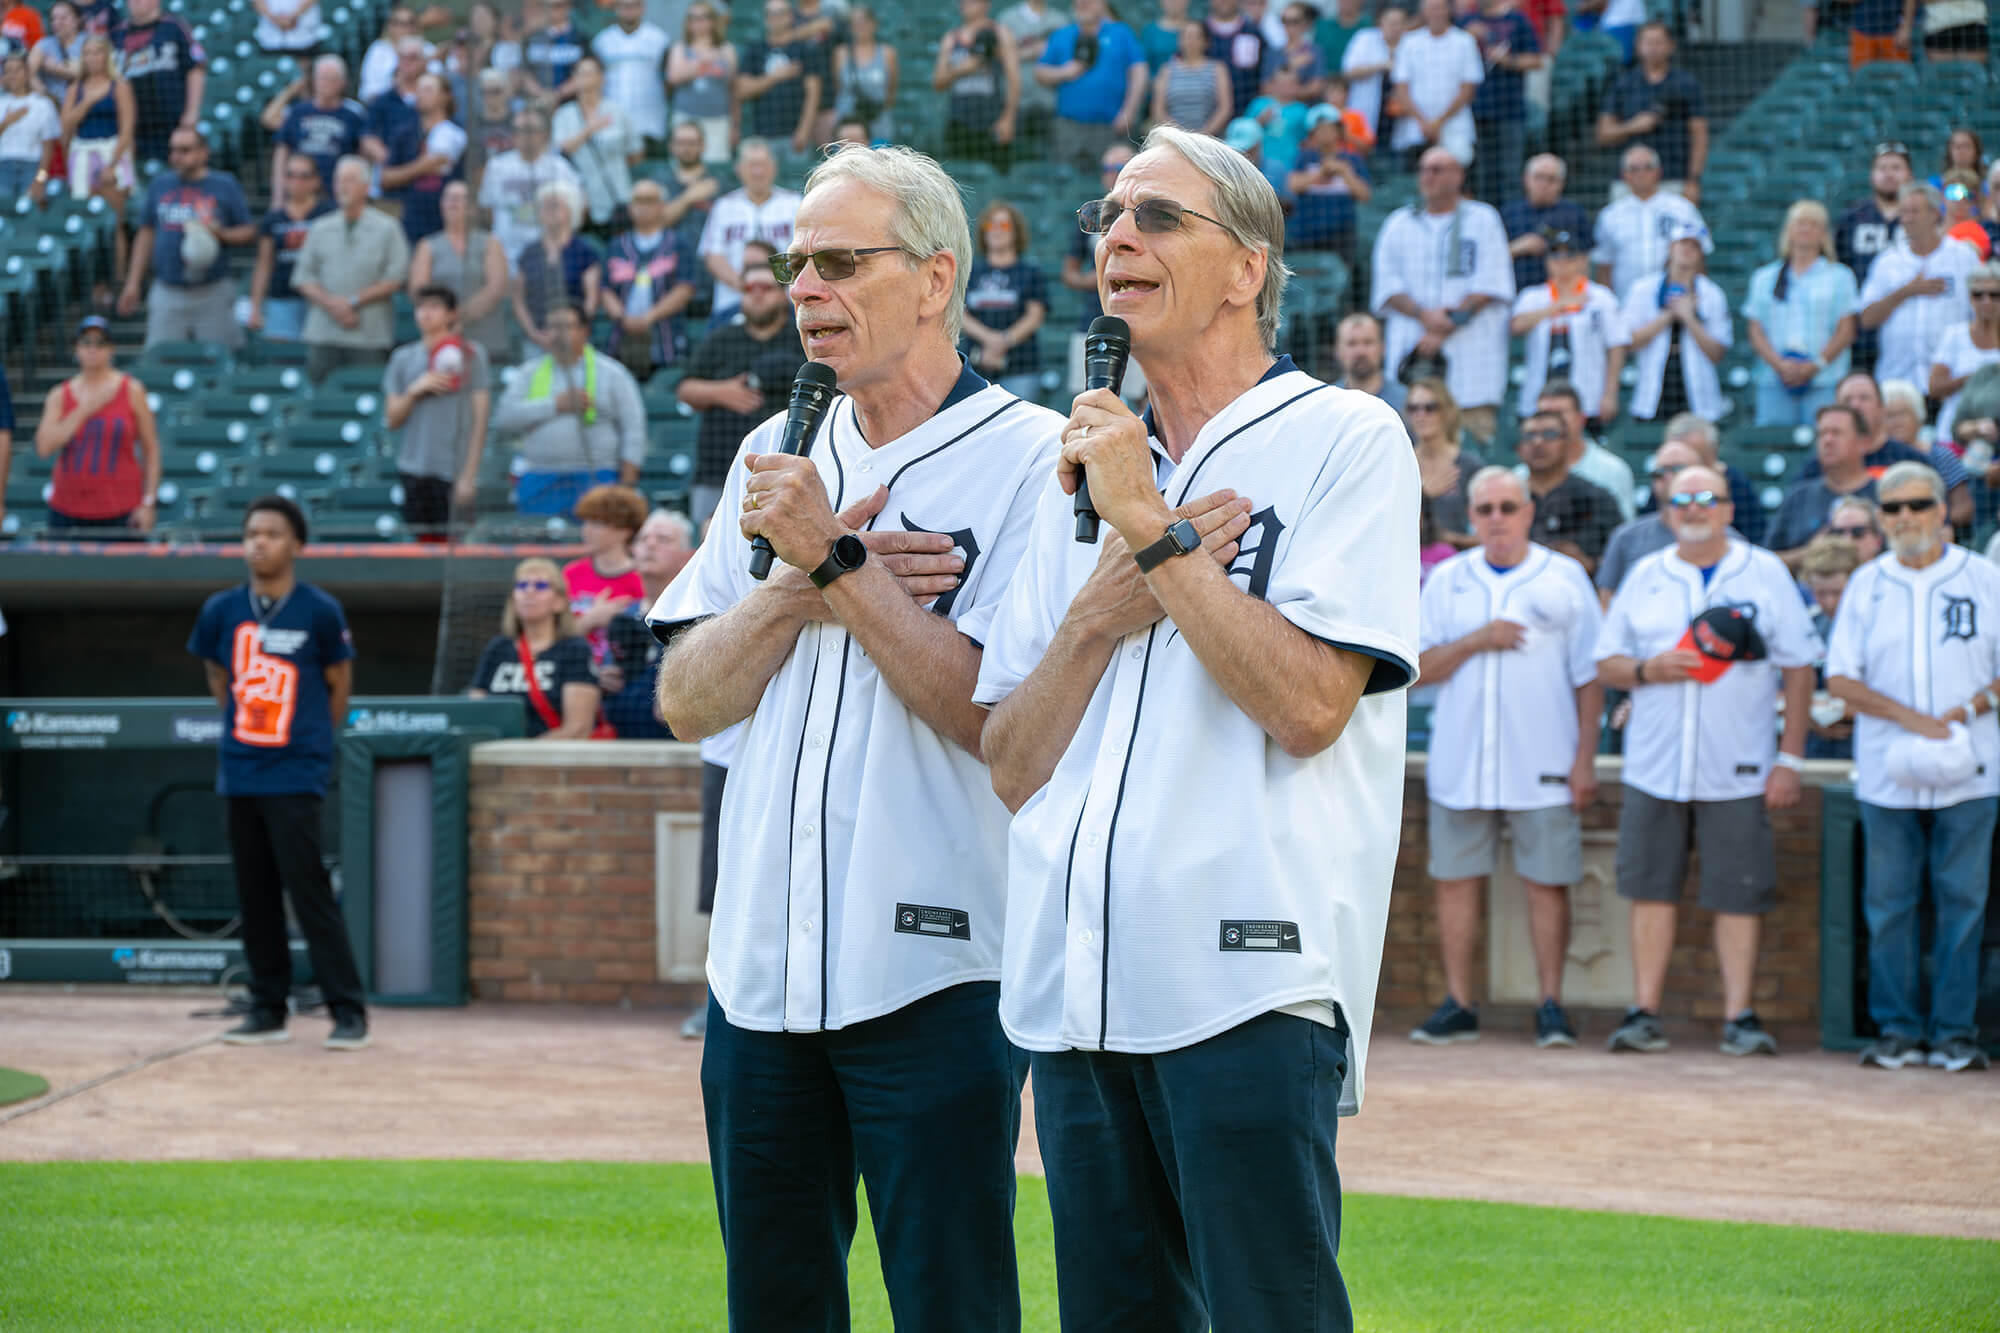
[975,370,1420,1114]
[648,383,1065,1032]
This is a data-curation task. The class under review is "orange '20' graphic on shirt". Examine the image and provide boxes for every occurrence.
[231,621,299,747]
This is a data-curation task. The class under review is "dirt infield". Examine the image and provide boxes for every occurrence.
[3,989,1998,1240]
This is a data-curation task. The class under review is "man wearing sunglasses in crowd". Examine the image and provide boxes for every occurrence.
[676,240,804,527]
[1767,403,1881,572]
[1516,406,1620,577]
[1826,462,2000,1074]
[978,124,1418,1331]
[649,143,1065,1330]
[1597,465,1819,1059]
[1597,437,1713,606]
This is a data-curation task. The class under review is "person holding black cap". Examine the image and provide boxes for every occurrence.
[1510,227,1629,427]
[1594,465,1819,1058]
[31,315,160,535]
[187,495,370,1051]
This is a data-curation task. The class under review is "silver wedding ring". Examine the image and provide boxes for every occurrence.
[1080,425,1092,439]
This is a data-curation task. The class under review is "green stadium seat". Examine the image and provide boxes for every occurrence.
[226,365,312,398]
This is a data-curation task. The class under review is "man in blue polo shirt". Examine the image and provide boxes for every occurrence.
[188,495,370,1051]
[1036,0,1145,171]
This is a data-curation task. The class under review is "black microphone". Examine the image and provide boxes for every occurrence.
[748,360,841,580]
[1074,315,1130,544]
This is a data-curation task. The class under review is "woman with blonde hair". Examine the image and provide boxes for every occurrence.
[467,556,602,739]
[1404,375,1479,548]
[1744,198,1858,426]
[666,2,737,164]
[61,33,134,306]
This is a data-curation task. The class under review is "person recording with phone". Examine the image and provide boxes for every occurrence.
[977,124,1418,1333]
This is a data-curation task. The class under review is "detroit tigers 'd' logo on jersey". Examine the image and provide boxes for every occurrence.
[900,512,982,618]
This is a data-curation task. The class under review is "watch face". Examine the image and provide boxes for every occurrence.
[1169,518,1199,553]
[834,533,867,568]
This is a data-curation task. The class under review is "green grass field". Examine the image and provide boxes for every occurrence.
[2,1162,1994,1330]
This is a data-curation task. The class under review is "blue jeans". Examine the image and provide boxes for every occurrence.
[0,158,36,200]
[259,297,307,342]
[1755,378,1837,427]
[701,982,1028,1332]
[1858,798,1997,1043]
[515,468,618,517]
[1032,1009,1353,1333]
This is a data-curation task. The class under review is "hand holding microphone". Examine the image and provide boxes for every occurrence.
[746,361,841,580]
[1071,315,1130,543]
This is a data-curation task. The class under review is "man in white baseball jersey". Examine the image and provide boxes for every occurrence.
[1372,145,1515,440]
[1857,184,1980,392]
[1591,145,1708,301]
[1413,467,1603,1049]
[1512,229,1630,424]
[978,124,1419,1332]
[697,139,803,323]
[648,143,1064,1330]
[1826,462,2000,1074]
[1596,465,1819,1057]
[1389,0,1482,166]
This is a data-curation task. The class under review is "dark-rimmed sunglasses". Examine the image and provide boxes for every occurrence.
[1873,140,1910,162]
[1077,197,1225,235]
[1472,500,1523,517]
[1879,497,1939,516]
[1829,524,1874,540]
[1405,400,1440,414]
[768,246,909,284]
[1669,490,1724,509]
[1971,289,2000,302]
[515,578,553,592]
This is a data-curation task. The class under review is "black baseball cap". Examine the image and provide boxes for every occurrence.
[1542,227,1582,256]
[1678,606,1767,683]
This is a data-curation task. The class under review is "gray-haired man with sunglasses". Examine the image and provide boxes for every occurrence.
[650,143,1064,1331]
[979,123,1419,1333]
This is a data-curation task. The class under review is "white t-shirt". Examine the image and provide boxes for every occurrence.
[476,150,582,273]
[1590,190,1707,305]
[646,380,1065,1032]
[1603,0,1647,24]
[0,91,60,162]
[1595,539,1822,803]
[1389,24,1481,160]
[1931,322,2000,441]
[1825,546,2000,810]
[1622,270,1732,422]
[255,0,325,52]
[1420,546,1602,811]
[975,370,1419,1114]
[551,99,641,225]
[697,186,803,316]
[1371,201,1517,410]
[1856,237,1981,389]
[592,21,674,141]
[1513,279,1632,420]
[1340,28,1393,138]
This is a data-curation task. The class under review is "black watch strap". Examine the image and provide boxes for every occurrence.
[808,533,867,589]
[1133,517,1201,573]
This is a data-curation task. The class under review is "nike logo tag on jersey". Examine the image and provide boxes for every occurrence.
[895,903,971,941]
[1218,920,1302,953]
[1735,763,1760,776]
[1540,773,1569,785]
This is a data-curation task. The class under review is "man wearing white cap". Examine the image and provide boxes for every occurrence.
[1826,461,2000,1074]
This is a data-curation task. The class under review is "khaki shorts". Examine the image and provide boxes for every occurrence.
[1614,789,1777,915]
[1428,802,1583,885]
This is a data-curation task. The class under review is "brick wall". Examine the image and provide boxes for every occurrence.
[466,745,1838,1045]
[1381,756,1834,1046]
[468,741,706,1007]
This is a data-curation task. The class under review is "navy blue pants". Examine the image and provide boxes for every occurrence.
[701,981,1028,1332]
[1031,1010,1352,1333]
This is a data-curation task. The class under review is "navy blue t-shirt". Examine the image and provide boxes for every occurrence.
[260,198,333,301]
[739,37,827,138]
[140,170,253,287]
[1601,66,1706,182]
[1071,227,1103,330]
[187,581,356,798]
[114,15,205,158]
[1500,196,1594,288]
[962,258,1049,376]
[1462,10,1538,122]
[1834,199,1902,287]
[278,98,367,191]
[0,361,14,433]
[524,22,587,91]
[468,634,595,738]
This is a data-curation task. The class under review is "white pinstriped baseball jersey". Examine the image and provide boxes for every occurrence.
[648,366,1065,1032]
[974,362,1420,1113]
[1371,200,1517,410]
[1825,546,2000,810]
[1420,546,1603,812]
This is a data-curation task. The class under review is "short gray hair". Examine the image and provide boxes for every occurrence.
[534,178,584,230]
[735,136,776,168]
[1879,378,1928,427]
[1621,144,1661,174]
[313,53,348,81]
[1466,464,1527,506]
[1899,181,1943,213]
[333,153,370,185]
[1878,460,1945,505]
[803,142,973,344]
[1662,411,1718,458]
[643,508,697,546]
[1139,125,1292,349]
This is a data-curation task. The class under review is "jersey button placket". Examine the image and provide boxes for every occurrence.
[786,626,838,1028]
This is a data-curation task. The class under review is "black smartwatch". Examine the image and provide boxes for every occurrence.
[1133,517,1201,573]
[807,533,867,589]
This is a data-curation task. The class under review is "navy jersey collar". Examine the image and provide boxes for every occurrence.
[943,356,989,411]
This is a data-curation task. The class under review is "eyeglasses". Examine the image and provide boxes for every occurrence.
[515,578,553,591]
[1077,197,1226,235]
[1829,524,1873,540]
[1405,401,1440,414]
[1872,141,1910,161]
[1668,490,1724,509]
[768,246,909,284]
[1521,427,1564,443]
[1879,497,1939,515]
[1472,501,1523,517]
[1972,290,2000,301]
